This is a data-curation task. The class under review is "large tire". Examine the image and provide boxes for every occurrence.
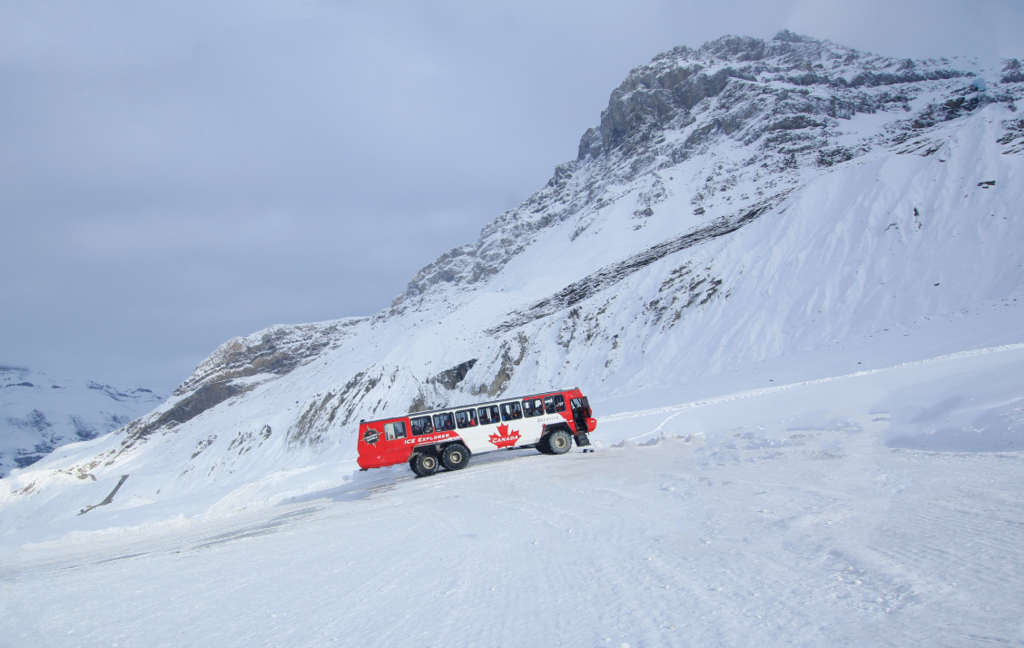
[535,435,552,454]
[411,452,439,477]
[441,444,470,471]
[547,430,572,455]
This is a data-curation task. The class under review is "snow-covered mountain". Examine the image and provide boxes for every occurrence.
[0,366,162,478]
[2,31,1022,527]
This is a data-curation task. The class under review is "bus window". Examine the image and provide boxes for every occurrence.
[477,405,500,425]
[544,394,566,414]
[500,401,523,421]
[433,412,456,432]
[522,398,543,418]
[410,416,434,436]
[385,421,407,440]
[455,409,477,429]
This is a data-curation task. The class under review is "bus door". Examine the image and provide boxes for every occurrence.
[382,420,410,464]
[570,397,590,433]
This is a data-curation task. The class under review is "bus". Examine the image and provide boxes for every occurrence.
[357,387,596,476]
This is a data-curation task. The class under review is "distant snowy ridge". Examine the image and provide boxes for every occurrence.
[2,32,1022,527]
[0,366,162,478]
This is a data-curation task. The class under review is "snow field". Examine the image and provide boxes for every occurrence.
[4,346,1023,647]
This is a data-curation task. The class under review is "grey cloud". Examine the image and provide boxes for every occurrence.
[1,0,1021,391]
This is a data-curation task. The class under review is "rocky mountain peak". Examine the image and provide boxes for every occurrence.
[390,33,1006,317]
[586,31,972,161]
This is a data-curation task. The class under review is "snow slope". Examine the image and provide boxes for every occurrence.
[2,32,1023,533]
[0,367,162,478]
[3,345,1022,647]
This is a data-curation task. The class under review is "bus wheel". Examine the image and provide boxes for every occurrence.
[441,444,470,471]
[411,452,439,477]
[547,430,572,455]
[536,435,552,454]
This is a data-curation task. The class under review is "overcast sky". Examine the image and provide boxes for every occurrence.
[2,0,1023,393]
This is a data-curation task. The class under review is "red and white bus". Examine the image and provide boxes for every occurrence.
[357,387,596,476]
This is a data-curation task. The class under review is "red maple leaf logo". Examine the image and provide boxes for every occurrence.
[489,423,521,448]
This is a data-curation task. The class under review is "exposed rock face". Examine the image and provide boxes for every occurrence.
[1002,59,1024,84]
[175,320,363,396]
[407,359,479,413]
[113,319,364,453]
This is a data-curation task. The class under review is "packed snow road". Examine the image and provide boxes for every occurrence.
[4,347,1024,647]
